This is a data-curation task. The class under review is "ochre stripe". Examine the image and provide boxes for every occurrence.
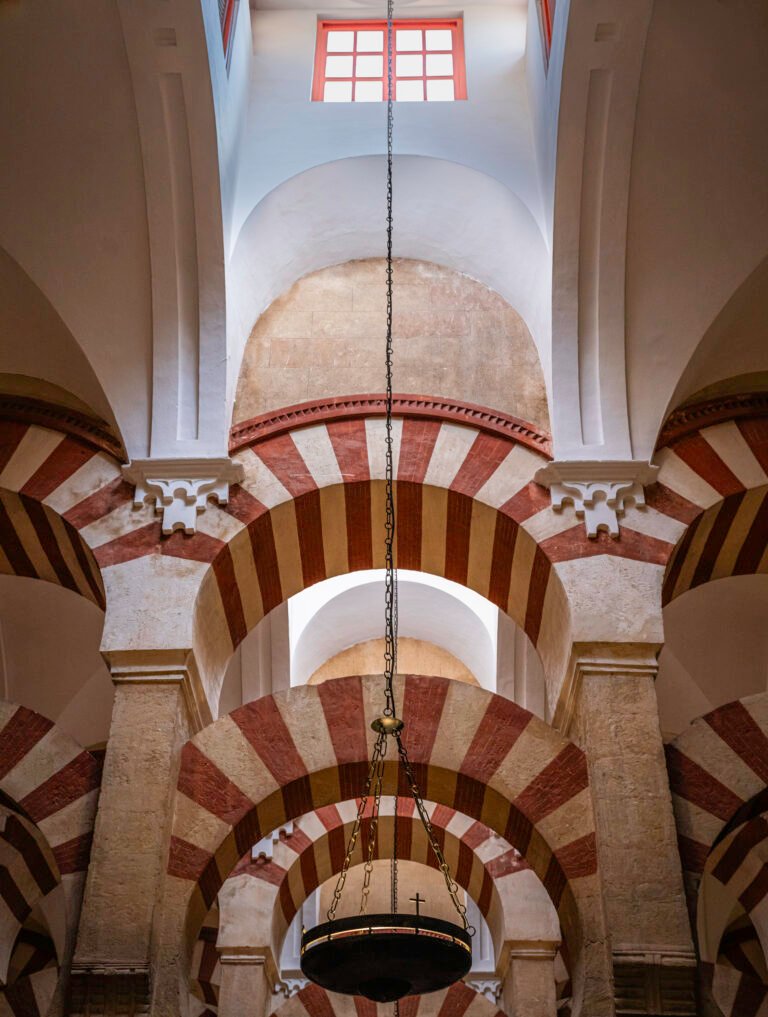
[254,435,317,498]
[459,698,530,783]
[673,434,745,495]
[734,491,768,575]
[23,497,79,592]
[705,701,768,785]
[21,437,95,500]
[0,708,54,780]
[60,518,105,607]
[712,818,768,885]
[20,751,101,822]
[397,419,440,483]
[327,419,370,482]
[663,513,702,604]
[690,492,745,590]
[450,433,511,497]
[665,744,743,820]
[232,699,308,785]
[294,491,326,588]
[177,743,253,823]
[0,496,37,578]
[515,743,589,822]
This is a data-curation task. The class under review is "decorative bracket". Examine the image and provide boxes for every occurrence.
[534,460,659,538]
[467,979,502,1003]
[274,977,308,999]
[123,457,244,535]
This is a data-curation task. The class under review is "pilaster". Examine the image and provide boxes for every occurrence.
[217,951,275,1017]
[500,942,558,1017]
[561,644,696,1016]
[70,650,208,1015]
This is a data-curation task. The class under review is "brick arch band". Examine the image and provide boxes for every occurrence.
[651,407,768,604]
[190,800,550,1010]
[194,411,575,691]
[166,675,601,1013]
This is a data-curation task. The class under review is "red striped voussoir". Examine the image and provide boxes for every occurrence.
[651,413,768,604]
[242,799,527,937]
[168,675,597,942]
[0,805,60,962]
[665,693,768,883]
[0,964,58,1017]
[0,701,102,878]
[711,922,768,1017]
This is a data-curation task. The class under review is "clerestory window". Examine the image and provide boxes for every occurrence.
[312,19,467,103]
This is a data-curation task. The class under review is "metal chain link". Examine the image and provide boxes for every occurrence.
[326,731,388,922]
[395,733,475,934]
[360,732,387,913]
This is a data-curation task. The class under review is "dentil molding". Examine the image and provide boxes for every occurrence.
[123,457,244,534]
[534,460,659,538]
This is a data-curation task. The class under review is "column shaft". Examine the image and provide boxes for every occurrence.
[501,951,557,1017]
[217,956,270,1017]
[568,646,696,1015]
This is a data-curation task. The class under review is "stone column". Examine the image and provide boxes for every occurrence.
[69,650,210,1015]
[500,943,558,1017]
[217,952,272,1017]
[561,644,696,1016]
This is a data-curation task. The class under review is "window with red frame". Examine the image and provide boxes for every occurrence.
[312,19,467,103]
[536,0,556,66]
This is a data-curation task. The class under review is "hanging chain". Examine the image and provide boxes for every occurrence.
[383,0,397,722]
[360,731,387,913]
[395,733,475,935]
[326,731,387,922]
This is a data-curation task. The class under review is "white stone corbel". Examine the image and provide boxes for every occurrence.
[534,460,659,538]
[273,977,308,999]
[467,978,502,1003]
[123,457,244,535]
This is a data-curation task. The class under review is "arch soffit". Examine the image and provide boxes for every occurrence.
[225,155,553,411]
[168,674,598,968]
[650,403,768,605]
[191,801,559,1010]
[277,981,503,1017]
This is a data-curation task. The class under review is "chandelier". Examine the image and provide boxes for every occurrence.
[299,1,474,1005]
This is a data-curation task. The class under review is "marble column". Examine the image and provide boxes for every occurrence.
[563,643,696,1015]
[70,650,209,1015]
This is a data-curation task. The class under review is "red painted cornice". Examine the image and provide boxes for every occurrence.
[658,391,768,448]
[230,394,552,458]
[0,394,126,461]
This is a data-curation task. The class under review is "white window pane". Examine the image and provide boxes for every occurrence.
[396,53,423,76]
[357,30,384,52]
[426,29,452,50]
[325,55,353,77]
[355,80,383,102]
[426,53,453,76]
[324,80,353,102]
[426,78,454,101]
[396,29,422,51]
[326,31,354,52]
[397,79,424,101]
[356,54,383,77]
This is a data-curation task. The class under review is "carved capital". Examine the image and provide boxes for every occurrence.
[123,457,244,534]
[467,979,502,1003]
[535,460,659,538]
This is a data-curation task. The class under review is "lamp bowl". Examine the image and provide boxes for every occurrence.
[300,913,472,1002]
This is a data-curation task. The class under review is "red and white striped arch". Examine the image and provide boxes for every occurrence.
[0,702,102,887]
[189,800,549,1008]
[651,411,768,605]
[711,915,768,1017]
[167,674,600,1000]
[666,693,768,910]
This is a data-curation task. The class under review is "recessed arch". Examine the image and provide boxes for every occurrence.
[166,675,605,1015]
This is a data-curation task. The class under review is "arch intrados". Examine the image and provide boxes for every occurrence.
[171,675,595,1005]
[270,977,503,1017]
